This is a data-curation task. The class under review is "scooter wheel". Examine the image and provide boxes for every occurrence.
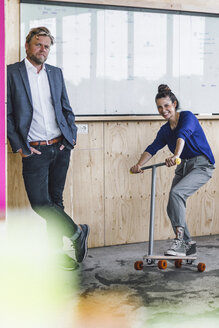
[158,260,167,270]
[175,259,182,268]
[134,261,143,270]
[197,262,206,272]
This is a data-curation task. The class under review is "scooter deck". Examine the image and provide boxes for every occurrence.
[135,255,205,271]
[143,255,197,260]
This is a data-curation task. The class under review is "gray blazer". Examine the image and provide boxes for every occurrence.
[7,59,77,155]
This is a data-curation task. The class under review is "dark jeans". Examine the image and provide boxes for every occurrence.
[22,142,78,248]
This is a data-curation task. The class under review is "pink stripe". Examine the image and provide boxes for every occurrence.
[0,0,5,219]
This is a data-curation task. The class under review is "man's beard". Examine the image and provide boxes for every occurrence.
[29,54,47,65]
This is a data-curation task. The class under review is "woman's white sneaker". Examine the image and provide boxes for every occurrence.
[164,238,186,256]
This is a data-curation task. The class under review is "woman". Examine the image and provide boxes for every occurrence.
[130,84,215,256]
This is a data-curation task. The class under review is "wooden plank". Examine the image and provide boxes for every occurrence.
[76,115,164,122]
[5,0,20,65]
[75,115,219,122]
[64,122,105,247]
[179,0,219,14]
[47,0,180,11]
[47,0,219,14]
[104,120,172,245]
[7,153,30,209]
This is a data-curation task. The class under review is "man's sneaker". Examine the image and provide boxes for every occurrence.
[185,241,197,256]
[73,224,90,263]
[54,254,79,271]
[164,238,186,256]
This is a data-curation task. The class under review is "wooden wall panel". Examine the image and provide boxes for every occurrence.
[104,121,175,246]
[7,153,29,208]
[64,122,105,247]
[186,120,219,237]
[104,119,219,246]
[7,118,218,246]
[5,0,19,65]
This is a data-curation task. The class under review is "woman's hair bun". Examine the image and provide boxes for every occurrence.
[158,84,171,93]
[155,83,179,110]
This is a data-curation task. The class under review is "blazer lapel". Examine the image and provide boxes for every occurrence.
[45,65,57,106]
[19,60,33,105]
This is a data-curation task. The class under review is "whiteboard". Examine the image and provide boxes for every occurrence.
[20,1,219,115]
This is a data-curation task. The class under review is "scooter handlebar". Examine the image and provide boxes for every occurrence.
[130,158,181,173]
[141,157,181,171]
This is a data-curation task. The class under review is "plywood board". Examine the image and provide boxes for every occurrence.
[104,120,219,245]
[7,153,29,208]
[104,121,173,245]
[64,122,104,247]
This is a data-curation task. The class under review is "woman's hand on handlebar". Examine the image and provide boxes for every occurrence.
[130,164,143,174]
[165,156,179,167]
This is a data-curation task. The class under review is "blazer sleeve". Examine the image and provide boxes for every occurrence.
[7,67,26,152]
[60,69,78,144]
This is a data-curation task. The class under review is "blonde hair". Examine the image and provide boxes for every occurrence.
[26,27,54,45]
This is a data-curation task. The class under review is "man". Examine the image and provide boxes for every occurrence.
[7,26,89,270]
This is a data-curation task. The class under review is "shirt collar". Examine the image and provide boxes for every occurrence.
[25,58,46,73]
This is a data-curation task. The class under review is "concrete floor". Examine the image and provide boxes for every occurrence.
[77,235,219,328]
[3,211,219,327]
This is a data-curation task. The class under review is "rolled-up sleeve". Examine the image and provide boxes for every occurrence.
[145,128,167,156]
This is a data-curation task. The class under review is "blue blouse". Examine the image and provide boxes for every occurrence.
[146,111,215,164]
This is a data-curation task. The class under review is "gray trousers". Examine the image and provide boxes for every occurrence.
[167,155,215,242]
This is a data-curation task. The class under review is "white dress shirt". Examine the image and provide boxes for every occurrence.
[25,58,61,142]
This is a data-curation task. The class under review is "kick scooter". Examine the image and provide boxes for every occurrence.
[131,159,206,272]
